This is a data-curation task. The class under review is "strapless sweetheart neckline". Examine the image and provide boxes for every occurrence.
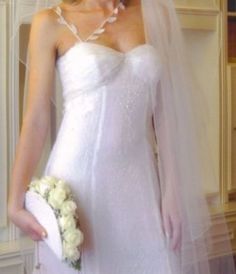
[56,41,155,62]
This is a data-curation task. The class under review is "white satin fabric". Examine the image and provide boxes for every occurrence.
[33,42,184,274]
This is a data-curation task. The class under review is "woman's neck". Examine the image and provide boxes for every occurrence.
[72,0,120,11]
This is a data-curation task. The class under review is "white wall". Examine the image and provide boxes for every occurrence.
[184,28,221,193]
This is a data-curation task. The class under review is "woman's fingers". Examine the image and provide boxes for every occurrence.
[28,228,43,241]
[161,193,182,252]
[30,217,47,240]
[163,212,172,240]
[9,208,47,241]
[170,216,182,251]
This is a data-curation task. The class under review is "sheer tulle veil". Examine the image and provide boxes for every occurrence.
[11,0,236,273]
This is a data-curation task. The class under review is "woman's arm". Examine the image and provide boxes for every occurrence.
[7,9,57,240]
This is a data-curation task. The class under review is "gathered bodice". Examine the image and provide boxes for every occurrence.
[56,42,162,111]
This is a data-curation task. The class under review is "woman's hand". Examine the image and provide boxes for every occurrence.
[161,189,182,252]
[8,206,47,241]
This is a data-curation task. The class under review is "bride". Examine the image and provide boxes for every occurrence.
[7,0,236,273]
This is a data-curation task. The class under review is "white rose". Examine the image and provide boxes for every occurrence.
[56,179,71,195]
[29,176,57,197]
[59,215,76,232]
[29,178,41,192]
[36,183,49,198]
[41,176,57,188]
[60,200,77,216]
[63,228,84,247]
[63,241,81,261]
[48,187,67,209]
[35,180,55,198]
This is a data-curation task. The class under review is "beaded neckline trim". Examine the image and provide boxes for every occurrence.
[52,1,125,42]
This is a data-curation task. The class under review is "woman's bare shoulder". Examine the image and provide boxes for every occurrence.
[29,7,60,55]
[30,7,59,41]
[31,7,59,27]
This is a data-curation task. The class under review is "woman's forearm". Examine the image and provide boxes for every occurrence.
[8,109,50,213]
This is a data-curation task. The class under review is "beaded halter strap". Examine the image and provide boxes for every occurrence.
[51,1,125,43]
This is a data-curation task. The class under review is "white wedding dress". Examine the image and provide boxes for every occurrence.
[33,7,181,274]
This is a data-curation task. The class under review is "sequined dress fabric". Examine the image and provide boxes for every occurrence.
[34,41,181,274]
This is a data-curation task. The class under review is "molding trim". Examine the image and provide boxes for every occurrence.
[0,238,34,274]
[176,6,220,30]
[0,1,7,228]
[219,0,232,203]
[8,0,21,241]
[177,7,220,15]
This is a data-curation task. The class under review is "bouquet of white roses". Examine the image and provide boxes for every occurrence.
[25,175,84,270]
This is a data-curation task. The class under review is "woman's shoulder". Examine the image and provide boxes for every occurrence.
[28,7,61,58]
[30,6,60,34]
[29,6,62,51]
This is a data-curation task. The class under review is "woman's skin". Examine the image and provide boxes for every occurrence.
[8,0,181,252]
